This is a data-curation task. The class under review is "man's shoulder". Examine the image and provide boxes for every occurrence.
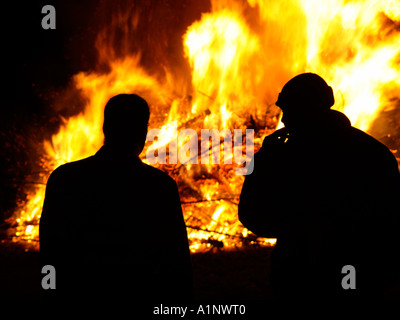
[48,154,177,189]
[340,126,399,169]
[48,156,96,182]
[141,162,177,184]
[348,127,391,153]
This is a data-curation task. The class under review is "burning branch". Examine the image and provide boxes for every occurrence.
[186,225,268,248]
[182,197,238,205]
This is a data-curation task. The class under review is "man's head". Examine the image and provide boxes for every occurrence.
[103,94,149,156]
[276,73,335,131]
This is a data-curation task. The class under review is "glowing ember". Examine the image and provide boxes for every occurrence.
[10,0,400,252]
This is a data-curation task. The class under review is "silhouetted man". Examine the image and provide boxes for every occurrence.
[239,73,400,299]
[40,94,193,301]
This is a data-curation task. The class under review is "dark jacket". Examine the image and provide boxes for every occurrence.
[39,145,193,301]
[239,110,400,298]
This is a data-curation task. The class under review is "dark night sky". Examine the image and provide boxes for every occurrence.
[1,0,211,120]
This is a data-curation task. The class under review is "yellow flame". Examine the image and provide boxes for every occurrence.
[184,9,262,129]
[12,0,400,252]
[300,0,400,131]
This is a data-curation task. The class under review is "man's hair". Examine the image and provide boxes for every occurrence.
[103,94,150,145]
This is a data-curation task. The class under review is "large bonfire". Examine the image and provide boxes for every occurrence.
[10,0,400,252]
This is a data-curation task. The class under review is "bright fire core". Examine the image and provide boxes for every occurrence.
[10,0,400,252]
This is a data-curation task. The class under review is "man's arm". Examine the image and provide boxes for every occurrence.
[238,130,288,238]
[159,177,193,300]
[39,166,69,268]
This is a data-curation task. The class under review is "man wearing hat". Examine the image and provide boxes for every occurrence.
[239,73,400,299]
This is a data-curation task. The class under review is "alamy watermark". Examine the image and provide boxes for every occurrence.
[41,5,56,30]
[341,265,356,290]
[145,122,254,175]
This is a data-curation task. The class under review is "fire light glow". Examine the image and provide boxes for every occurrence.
[10,0,400,252]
